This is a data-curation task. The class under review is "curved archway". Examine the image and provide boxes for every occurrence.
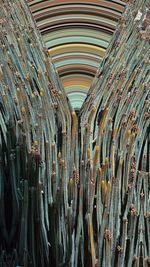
[28,0,126,108]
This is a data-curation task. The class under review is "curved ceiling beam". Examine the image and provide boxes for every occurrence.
[28,0,126,109]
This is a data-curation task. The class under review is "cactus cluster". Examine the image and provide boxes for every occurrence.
[0,0,149,266]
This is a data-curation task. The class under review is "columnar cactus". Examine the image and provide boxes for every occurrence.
[0,0,149,266]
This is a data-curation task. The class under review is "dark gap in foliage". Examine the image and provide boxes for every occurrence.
[144,216,149,253]
[29,79,35,93]
[33,77,40,94]
[114,244,119,266]
[57,125,62,153]
[134,216,139,251]
[124,239,130,266]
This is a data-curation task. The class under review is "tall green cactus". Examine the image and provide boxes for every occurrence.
[0,0,149,266]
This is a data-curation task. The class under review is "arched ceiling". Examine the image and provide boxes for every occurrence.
[28,0,126,109]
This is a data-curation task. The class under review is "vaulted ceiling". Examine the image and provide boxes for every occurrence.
[28,0,126,109]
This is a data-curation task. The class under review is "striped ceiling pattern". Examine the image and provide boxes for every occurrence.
[28,0,126,109]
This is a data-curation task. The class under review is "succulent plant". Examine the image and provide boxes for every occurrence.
[0,0,149,266]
